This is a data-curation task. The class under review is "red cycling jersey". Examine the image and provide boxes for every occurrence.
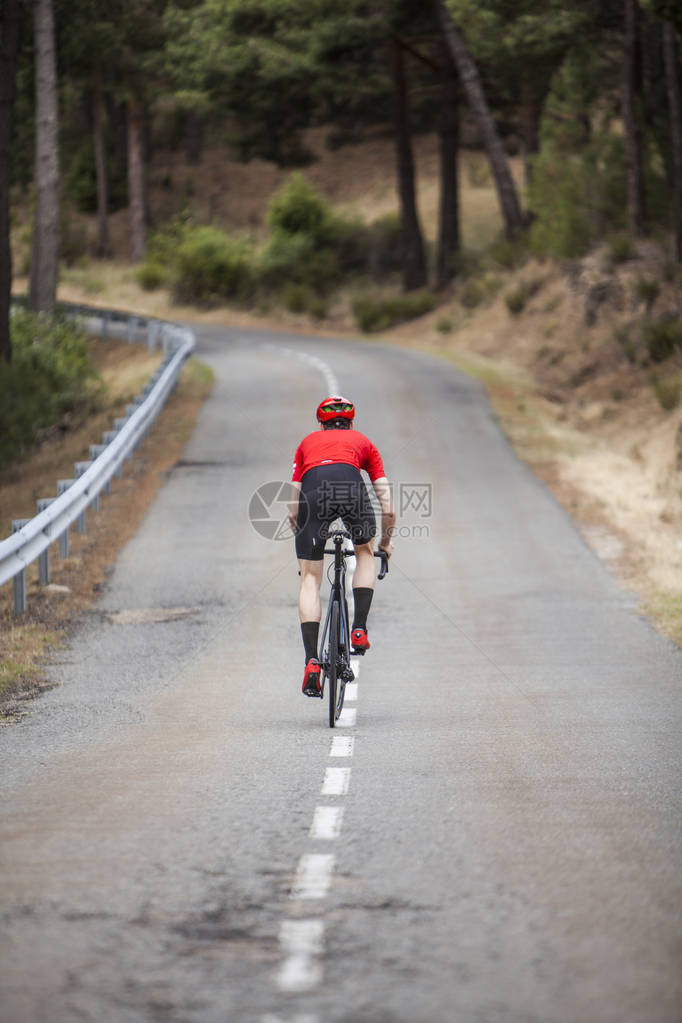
[292,429,385,483]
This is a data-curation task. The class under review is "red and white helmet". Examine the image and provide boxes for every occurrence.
[316,395,355,424]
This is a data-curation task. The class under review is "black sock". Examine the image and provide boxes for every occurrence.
[301,621,320,663]
[352,588,373,631]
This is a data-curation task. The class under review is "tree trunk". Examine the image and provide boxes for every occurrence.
[663,21,682,261]
[29,0,60,315]
[437,50,460,289]
[127,95,146,262]
[92,72,112,258]
[0,0,19,362]
[435,0,525,238]
[622,0,646,237]
[390,37,427,292]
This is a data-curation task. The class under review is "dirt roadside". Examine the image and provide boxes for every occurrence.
[388,247,682,647]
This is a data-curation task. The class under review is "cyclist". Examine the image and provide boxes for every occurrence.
[289,396,395,697]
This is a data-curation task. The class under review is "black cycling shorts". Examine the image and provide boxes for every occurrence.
[295,464,376,561]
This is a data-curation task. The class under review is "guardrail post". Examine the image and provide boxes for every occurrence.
[11,520,30,614]
[101,433,116,491]
[36,499,55,584]
[57,480,74,556]
[74,461,97,518]
[113,420,127,476]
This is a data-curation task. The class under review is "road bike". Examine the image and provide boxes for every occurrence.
[318,527,388,728]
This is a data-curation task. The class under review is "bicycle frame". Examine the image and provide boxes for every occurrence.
[319,531,351,675]
[318,530,354,726]
[315,527,389,727]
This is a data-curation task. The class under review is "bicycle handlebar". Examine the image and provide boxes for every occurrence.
[318,537,390,580]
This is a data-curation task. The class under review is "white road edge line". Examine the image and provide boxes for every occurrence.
[277,919,325,993]
[310,805,345,840]
[321,767,351,796]
[291,854,335,900]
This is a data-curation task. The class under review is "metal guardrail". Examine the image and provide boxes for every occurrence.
[1,299,196,615]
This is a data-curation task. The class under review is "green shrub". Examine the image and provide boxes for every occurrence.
[325,215,368,277]
[279,282,328,318]
[528,151,596,258]
[487,237,527,271]
[608,233,634,264]
[528,136,628,259]
[258,175,366,292]
[282,282,309,313]
[457,278,484,309]
[0,312,100,469]
[258,232,340,292]
[307,294,329,320]
[652,375,681,411]
[634,275,660,312]
[615,325,637,363]
[642,317,682,363]
[352,291,435,333]
[172,226,253,304]
[505,284,528,315]
[436,316,453,334]
[136,260,167,291]
[267,173,336,246]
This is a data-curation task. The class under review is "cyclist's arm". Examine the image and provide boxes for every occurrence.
[372,476,396,556]
[288,480,302,532]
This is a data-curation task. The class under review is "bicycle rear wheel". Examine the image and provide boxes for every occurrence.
[328,602,339,728]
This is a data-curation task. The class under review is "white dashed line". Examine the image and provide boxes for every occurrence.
[336,706,357,727]
[330,735,354,757]
[321,767,351,796]
[291,854,335,900]
[267,341,364,999]
[265,343,340,394]
[310,806,345,840]
[277,919,325,993]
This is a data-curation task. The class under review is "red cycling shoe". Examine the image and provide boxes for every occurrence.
[351,627,370,655]
[302,657,322,697]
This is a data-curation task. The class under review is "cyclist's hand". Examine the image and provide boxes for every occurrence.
[288,511,297,534]
[379,541,394,559]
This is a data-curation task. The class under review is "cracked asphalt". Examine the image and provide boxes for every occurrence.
[1,326,680,1022]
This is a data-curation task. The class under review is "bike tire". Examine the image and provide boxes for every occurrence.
[328,602,339,728]
[334,603,349,722]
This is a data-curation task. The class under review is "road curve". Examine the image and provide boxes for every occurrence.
[1,325,680,1023]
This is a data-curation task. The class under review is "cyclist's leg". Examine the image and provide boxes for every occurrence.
[296,469,333,684]
[352,540,376,589]
[350,541,375,650]
[299,558,324,626]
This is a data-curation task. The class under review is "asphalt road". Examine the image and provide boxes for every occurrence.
[1,326,681,1023]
